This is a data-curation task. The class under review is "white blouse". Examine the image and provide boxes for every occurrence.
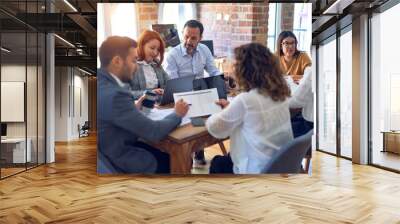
[289,66,313,122]
[138,60,159,89]
[206,89,293,174]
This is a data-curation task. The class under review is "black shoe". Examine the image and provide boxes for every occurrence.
[194,150,206,167]
[195,150,205,160]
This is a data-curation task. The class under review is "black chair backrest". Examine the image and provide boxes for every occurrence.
[263,130,313,174]
[82,121,89,129]
[200,40,214,56]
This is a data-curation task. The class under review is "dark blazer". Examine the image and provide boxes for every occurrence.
[129,62,169,99]
[97,68,181,173]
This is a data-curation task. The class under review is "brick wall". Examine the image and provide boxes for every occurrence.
[137,3,158,35]
[133,2,297,73]
[251,2,269,45]
[197,2,269,58]
[135,2,272,59]
[280,3,294,31]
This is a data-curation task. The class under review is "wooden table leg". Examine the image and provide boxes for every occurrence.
[168,142,194,174]
[218,141,227,156]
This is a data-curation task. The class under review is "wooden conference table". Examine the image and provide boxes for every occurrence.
[144,76,237,174]
[144,82,238,175]
[147,118,226,175]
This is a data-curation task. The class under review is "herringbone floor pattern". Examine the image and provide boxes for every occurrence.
[1,135,400,223]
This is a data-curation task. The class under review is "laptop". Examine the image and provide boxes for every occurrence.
[159,75,196,105]
[192,74,227,99]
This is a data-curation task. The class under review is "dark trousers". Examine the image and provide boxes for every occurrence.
[291,114,314,138]
[209,154,234,174]
[135,142,170,174]
[291,114,314,157]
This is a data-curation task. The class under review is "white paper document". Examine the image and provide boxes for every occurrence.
[173,88,222,118]
[144,108,191,126]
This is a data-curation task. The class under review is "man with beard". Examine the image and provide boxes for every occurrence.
[164,20,223,167]
[97,36,189,174]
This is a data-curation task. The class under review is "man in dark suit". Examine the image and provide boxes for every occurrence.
[97,36,189,174]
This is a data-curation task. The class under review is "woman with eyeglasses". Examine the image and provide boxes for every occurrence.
[277,31,314,151]
[276,31,311,84]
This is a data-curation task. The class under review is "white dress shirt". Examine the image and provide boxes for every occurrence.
[206,89,293,174]
[109,72,126,88]
[289,66,313,122]
[138,60,159,89]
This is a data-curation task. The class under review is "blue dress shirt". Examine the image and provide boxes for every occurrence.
[164,43,221,79]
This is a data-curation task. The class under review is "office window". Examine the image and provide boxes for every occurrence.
[97,3,137,67]
[339,29,352,158]
[158,3,196,34]
[37,33,46,165]
[27,31,39,170]
[267,3,279,52]
[317,36,337,155]
[293,3,312,54]
[0,1,46,179]
[1,33,28,178]
[371,2,400,171]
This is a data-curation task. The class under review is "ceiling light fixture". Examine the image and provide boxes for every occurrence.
[54,34,75,48]
[63,0,78,12]
[78,67,93,76]
[1,47,11,53]
[323,0,355,15]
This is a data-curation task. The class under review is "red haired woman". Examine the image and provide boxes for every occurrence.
[129,30,169,99]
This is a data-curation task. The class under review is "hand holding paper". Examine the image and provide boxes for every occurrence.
[173,88,222,118]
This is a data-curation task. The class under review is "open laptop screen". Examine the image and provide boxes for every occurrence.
[159,76,196,105]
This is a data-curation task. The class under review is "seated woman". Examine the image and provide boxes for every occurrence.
[276,31,311,84]
[130,30,169,100]
[206,43,293,174]
[276,31,313,138]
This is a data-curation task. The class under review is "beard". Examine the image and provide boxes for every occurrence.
[185,43,195,53]
[119,61,135,83]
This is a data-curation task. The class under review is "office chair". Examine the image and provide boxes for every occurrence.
[200,40,214,56]
[263,130,313,174]
[78,121,90,138]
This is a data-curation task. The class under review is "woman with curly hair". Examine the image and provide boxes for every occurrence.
[206,43,293,174]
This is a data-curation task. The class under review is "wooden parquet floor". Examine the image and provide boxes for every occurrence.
[1,135,400,223]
